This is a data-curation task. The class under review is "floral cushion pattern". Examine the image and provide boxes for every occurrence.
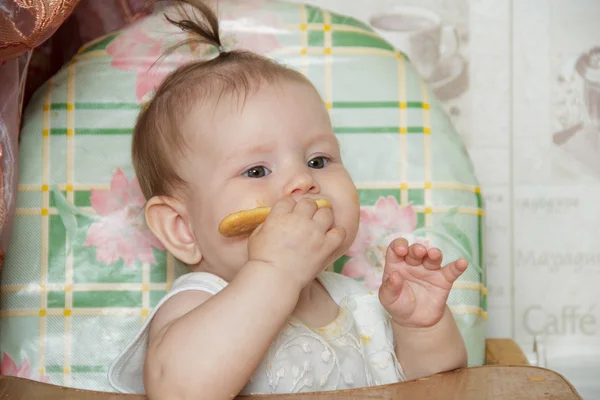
[0,0,486,391]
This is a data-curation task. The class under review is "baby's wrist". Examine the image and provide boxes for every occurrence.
[243,260,305,296]
[390,306,452,332]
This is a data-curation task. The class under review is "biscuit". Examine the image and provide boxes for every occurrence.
[218,198,332,237]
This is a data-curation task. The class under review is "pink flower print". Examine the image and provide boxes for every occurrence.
[106,23,170,102]
[343,196,428,290]
[372,196,417,232]
[1,352,49,383]
[84,168,165,268]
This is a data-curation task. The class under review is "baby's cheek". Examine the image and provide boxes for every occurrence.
[340,197,360,236]
[221,199,265,222]
[352,191,360,205]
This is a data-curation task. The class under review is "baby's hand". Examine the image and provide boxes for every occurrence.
[247,197,346,289]
[379,238,468,328]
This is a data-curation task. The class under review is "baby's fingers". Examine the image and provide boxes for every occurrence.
[313,207,334,233]
[270,197,296,216]
[441,258,469,283]
[322,226,346,259]
[423,248,443,270]
[405,243,427,266]
[385,238,409,265]
[293,198,319,217]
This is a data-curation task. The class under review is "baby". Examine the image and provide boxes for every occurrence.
[108,1,469,398]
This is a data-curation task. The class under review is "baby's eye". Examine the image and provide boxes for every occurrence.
[308,156,329,169]
[243,166,271,178]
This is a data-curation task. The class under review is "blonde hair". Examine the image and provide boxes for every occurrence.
[132,0,313,199]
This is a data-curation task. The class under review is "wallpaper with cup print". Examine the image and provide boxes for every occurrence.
[286,0,600,398]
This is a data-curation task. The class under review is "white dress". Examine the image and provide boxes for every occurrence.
[108,271,405,395]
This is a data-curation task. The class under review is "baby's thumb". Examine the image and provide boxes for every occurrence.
[378,272,404,307]
[246,224,265,250]
[249,223,264,239]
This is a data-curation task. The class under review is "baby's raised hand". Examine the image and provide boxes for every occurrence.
[379,238,468,328]
[247,197,346,289]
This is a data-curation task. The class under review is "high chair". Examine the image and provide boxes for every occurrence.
[0,0,582,398]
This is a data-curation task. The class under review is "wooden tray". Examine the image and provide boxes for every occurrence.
[0,365,582,400]
[1,340,582,399]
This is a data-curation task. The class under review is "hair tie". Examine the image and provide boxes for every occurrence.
[139,88,156,110]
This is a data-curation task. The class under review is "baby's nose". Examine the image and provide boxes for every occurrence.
[283,172,320,198]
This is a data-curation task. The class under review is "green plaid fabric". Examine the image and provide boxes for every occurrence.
[1,1,486,391]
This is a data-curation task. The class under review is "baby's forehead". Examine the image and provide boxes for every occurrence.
[181,79,327,131]
[180,122,339,163]
[173,81,336,169]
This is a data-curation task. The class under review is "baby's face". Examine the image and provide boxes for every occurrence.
[177,79,359,281]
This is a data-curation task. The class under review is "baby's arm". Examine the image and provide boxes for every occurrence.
[144,198,345,400]
[378,238,468,379]
[144,261,302,400]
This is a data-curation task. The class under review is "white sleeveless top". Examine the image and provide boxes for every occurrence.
[108,271,405,395]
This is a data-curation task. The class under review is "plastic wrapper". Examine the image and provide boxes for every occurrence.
[0,56,26,275]
[22,0,153,108]
[0,0,79,276]
[1,0,486,392]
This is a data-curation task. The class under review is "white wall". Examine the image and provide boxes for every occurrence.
[282,0,600,398]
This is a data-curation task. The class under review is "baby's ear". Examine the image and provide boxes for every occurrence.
[145,196,202,265]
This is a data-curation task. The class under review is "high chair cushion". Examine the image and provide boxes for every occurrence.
[0,0,486,391]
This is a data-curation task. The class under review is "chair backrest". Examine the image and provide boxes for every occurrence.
[0,0,486,391]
